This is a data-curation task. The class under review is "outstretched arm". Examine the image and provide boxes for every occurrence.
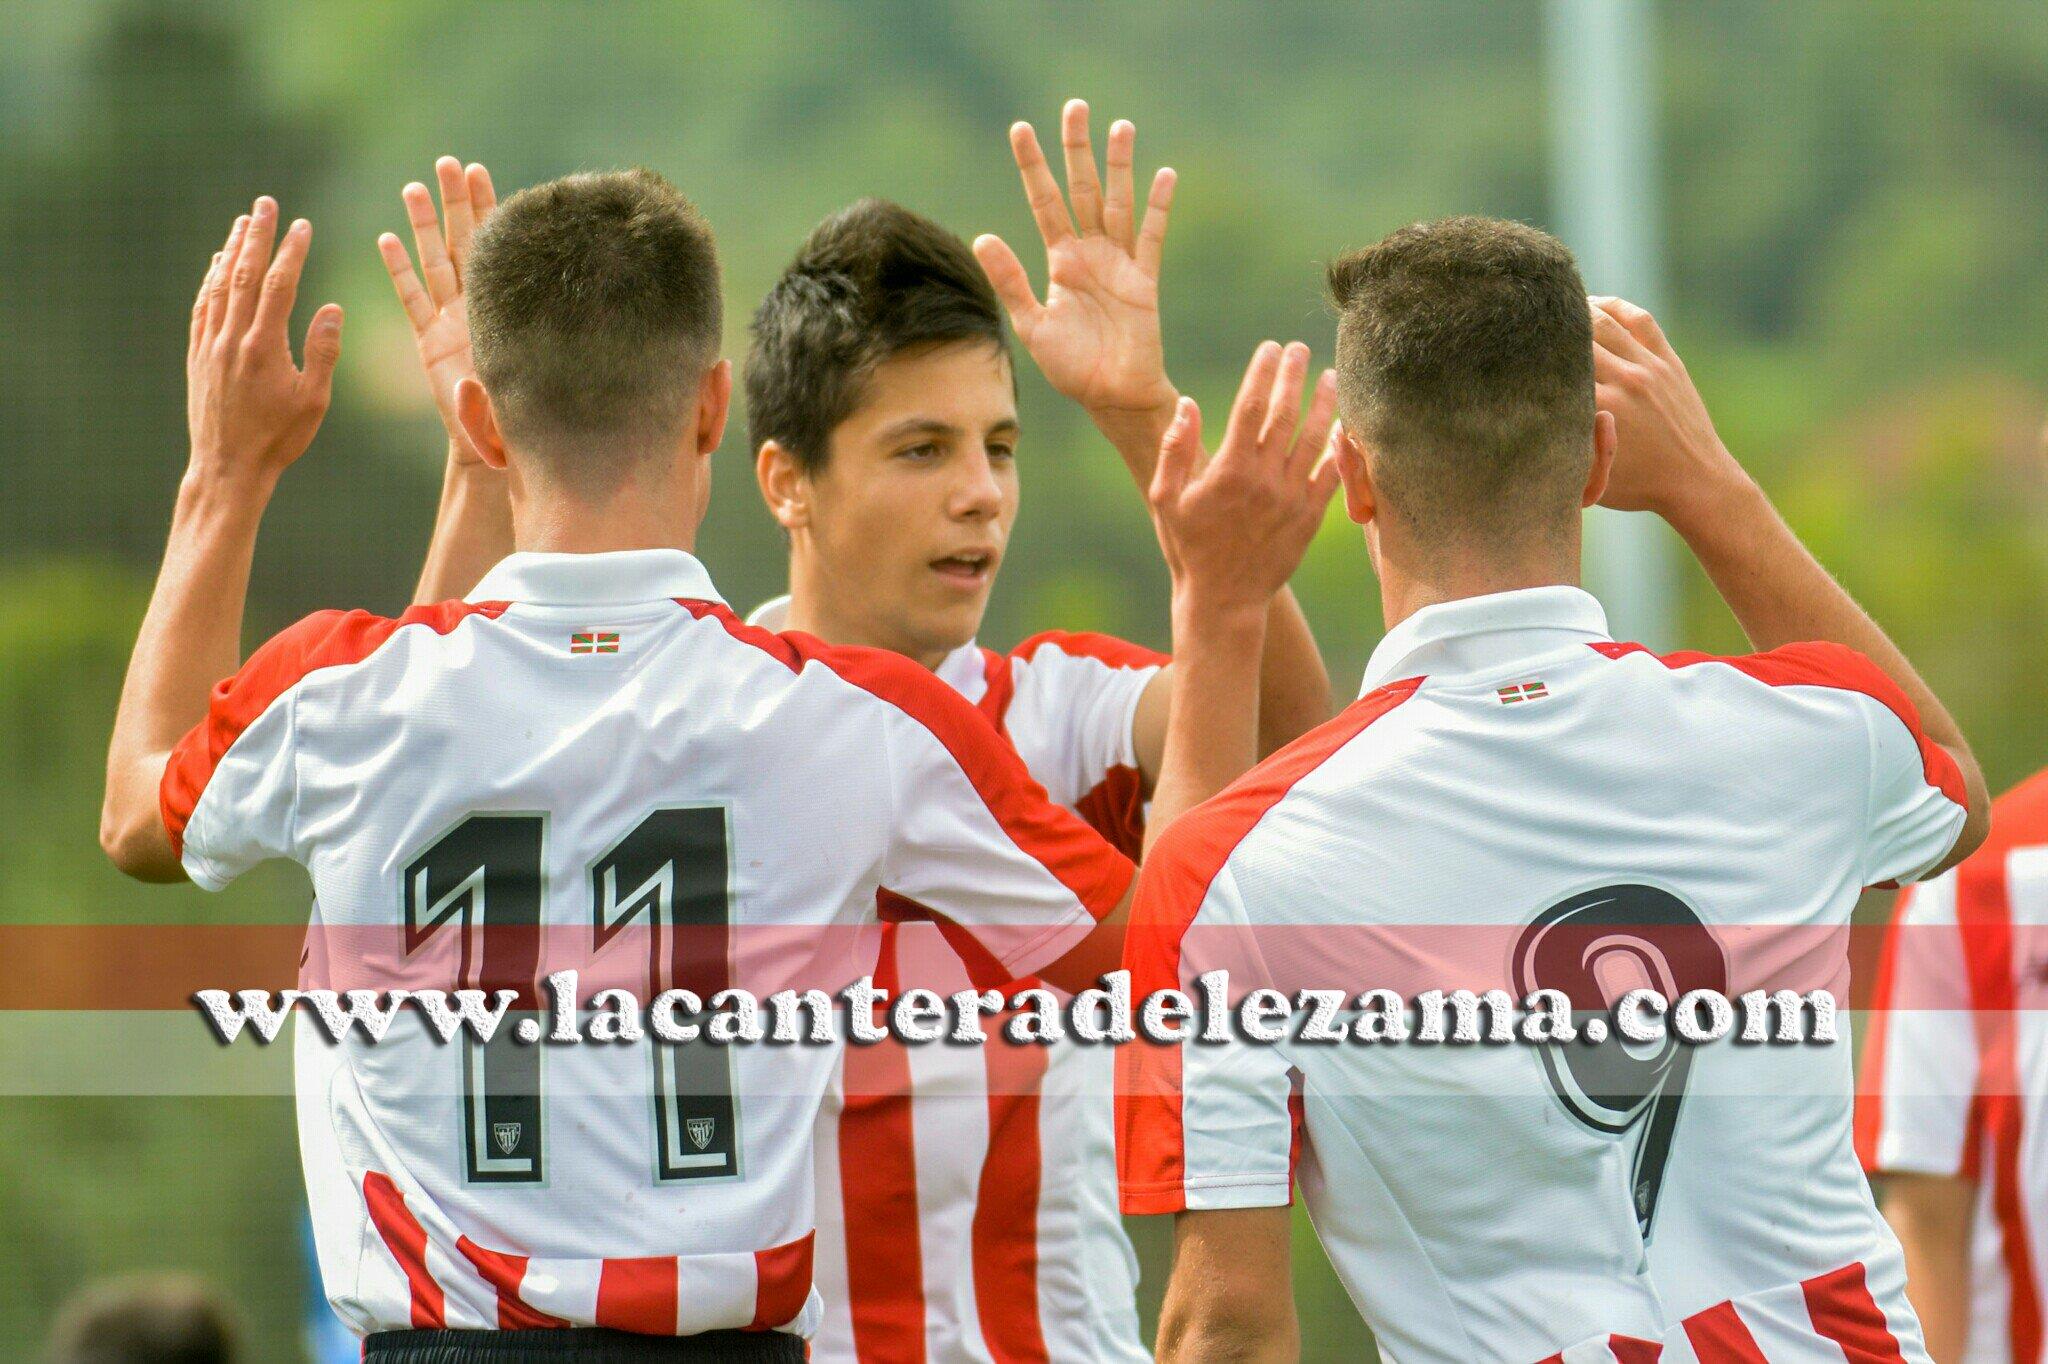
[976,102,1331,770]
[377,157,513,604]
[1141,341,1340,850]
[101,200,342,879]
[1590,296,1989,872]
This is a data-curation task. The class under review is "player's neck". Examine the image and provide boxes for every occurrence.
[1372,527,1583,633]
[507,463,703,558]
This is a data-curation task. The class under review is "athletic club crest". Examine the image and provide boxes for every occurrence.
[493,1122,523,1155]
[687,1117,716,1150]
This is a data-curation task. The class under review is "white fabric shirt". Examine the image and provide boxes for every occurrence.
[750,595,1160,1364]
[162,550,1132,1341]
[1118,586,1969,1364]
[1859,768,2048,1363]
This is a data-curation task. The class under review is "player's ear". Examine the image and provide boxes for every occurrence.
[455,378,509,472]
[1332,422,1376,527]
[756,440,812,532]
[695,359,733,460]
[1583,409,1615,508]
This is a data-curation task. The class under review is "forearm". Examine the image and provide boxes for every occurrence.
[1145,592,1266,854]
[414,447,513,603]
[1255,587,1329,756]
[1666,473,1988,854]
[1156,1310,1298,1364]
[1093,394,1180,487]
[102,470,275,876]
[1881,1174,1974,1361]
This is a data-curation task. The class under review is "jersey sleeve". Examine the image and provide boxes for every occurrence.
[1005,632,1167,859]
[852,650,1134,979]
[1856,874,1982,1177]
[1117,830,1298,1215]
[160,613,342,889]
[1860,683,1971,887]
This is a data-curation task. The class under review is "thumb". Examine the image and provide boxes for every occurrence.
[1150,396,1201,512]
[972,234,1043,334]
[299,303,344,404]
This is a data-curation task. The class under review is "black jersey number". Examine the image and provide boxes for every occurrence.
[1511,884,1727,1239]
[402,807,737,1186]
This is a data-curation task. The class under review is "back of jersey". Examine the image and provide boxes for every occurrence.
[1118,587,1967,1364]
[162,550,1130,1340]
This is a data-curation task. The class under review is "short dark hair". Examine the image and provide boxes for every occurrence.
[48,1274,239,1364]
[467,168,721,487]
[1327,216,1594,543]
[745,198,1006,472]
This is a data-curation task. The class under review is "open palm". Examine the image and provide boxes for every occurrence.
[975,102,1178,419]
[379,157,497,465]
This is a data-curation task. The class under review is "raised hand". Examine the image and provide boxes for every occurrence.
[187,196,343,488]
[974,100,1179,445]
[379,157,497,464]
[1148,341,1340,608]
[1589,295,1748,522]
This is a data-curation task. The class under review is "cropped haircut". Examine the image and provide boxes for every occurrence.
[745,198,1007,472]
[466,169,721,488]
[1327,216,1595,543]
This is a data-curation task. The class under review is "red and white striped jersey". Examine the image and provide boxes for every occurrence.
[1118,587,1969,1364]
[750,597,1163,1363]
[1858,769,2048,1363]
[161,550,1132,1342]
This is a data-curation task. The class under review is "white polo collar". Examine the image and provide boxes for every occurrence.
[466,548,724,608]
[1359,585,1611,697]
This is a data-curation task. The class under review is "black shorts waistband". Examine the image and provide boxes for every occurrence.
[360,1326,806,1363]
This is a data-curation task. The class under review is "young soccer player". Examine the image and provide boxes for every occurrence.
[1121,221,1990,1362]
[100,170,1327,1361]
[393,106,1337,1361]
[1860,768,2048,1363]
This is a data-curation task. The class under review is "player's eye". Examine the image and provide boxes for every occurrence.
[987,441,1016,463]
[896,441,942,463]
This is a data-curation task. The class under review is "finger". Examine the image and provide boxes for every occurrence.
[1220,341,1283,461]
[467,163,498,218]
[1134,167,1176,279]
[192,250,222,353]
[1306,449,1343,514]
[1152,396,1202,508]
[251,217,311,342]
[297,303,344,403]
[204,216,247,341]
[1101,119,1137,251]
[437,156,476,277]
[972,234,1045,333]
[378,232,438,333]
[1009,122,1075,249]
[404,181,458,308]
[1258,342,1312,455]
[1287,369,1340,484]
[1589,303,1653,364]
[1600,295,1671,354]
[223,197,278,339]
[1060,99,1104,234]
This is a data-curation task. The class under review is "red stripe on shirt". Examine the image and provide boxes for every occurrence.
[1607,1336,1663,1364]
[361,1171,445,1329]
[838,926,928,1361]
[595,1255,679,1334]
[1800,1261,1905,1364]
[1075,764,1148,861]
[975,1030,1051,1364]
[977,646,1017,729]
[684,601,1134,924]
[1010,629,1169,672]
[160,601,507,857]
[1116,677,1423,1215]
[1958,839,2044,1361]
[749,1231,815,1332]
[1590,640,1966,808]
[1854,886,1911,1171]
[1681,1300,1769,1364]
[454,1236,569,1330]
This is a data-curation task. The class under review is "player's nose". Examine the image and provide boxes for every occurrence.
[949,450,1005,520]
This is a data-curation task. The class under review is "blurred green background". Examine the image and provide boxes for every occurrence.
[5,0,2048,1358]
